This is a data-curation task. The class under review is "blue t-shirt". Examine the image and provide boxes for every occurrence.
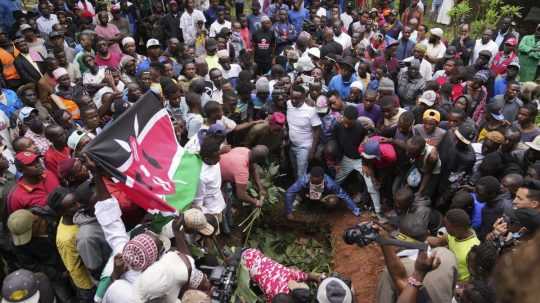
[328,74,358,100]
[288,8,308,34]
[471,193,486,230]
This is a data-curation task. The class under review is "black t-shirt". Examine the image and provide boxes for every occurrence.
[334,121,367,159]
[252,29,275,63]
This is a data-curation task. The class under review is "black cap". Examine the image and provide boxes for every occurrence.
[310,166,325,178]
[1,269,39,303]
[455,123,476,145]
[479,50,493,59]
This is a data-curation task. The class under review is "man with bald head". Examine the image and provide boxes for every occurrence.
[220,145,269,208]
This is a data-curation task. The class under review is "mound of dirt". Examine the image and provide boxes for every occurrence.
[327,211,385,303]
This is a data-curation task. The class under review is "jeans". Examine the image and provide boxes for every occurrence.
[289,144,310,179]
[335,156,382,213]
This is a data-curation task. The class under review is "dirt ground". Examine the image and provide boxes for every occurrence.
[327,211,385,303]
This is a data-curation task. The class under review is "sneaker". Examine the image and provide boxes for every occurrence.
[376,212,389,224]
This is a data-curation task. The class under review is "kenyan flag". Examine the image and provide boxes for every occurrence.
[83,92,202,213]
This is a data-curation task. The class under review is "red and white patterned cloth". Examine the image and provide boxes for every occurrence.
[241,248,309,302]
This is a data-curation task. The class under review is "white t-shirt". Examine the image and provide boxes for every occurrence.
[209,20,232,38]
[334,32,352,50]
[286,101,321,147]
[180,10,206,46]
[193,163,226,214]
[82,67,106,85]
[426,42,446,61]
[471,39,499,65]
[340,13,354,30]
[222,64,242,80]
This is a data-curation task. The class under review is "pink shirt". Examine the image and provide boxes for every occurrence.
[219,147,250,184]
[95,51,122,69]
[95,23,122,54]
[241,248,308,302]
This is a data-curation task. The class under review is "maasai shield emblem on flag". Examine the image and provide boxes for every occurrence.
[82,92,202,212]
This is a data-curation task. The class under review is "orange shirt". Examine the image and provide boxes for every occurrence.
[0,46,20,80]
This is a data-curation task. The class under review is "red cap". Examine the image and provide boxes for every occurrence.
[505,37,518,46]
[15,151,39,165]
[270,112,286,127]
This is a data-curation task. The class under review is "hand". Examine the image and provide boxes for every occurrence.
[111,254,127,280]
[259,188,267,199]
[492,217,508,236]
[254,199,263,208]
[413,250,440,277]
[372,222,389,238]
[308,272,323,282]
[361,165,373,177]
[172,214,185,233]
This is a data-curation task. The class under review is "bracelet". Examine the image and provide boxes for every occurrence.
[407,276,423,288]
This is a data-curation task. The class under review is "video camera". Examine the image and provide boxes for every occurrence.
[343,222,429,250]
[199,249,242,303]
[200,265,237,303]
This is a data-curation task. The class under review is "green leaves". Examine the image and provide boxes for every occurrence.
[247,228,333,273]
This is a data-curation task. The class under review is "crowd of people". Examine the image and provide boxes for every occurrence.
[0,0,539,302]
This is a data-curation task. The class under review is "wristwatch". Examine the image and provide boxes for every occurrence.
[407,276,423,288]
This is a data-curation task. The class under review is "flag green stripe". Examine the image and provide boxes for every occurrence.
[165,152,202,211]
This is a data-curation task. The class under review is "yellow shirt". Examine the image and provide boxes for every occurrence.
[447,231,480,282]
[56,220,94,289]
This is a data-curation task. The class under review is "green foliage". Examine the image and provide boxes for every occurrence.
[446,0,522,39]
[247,228,333,273]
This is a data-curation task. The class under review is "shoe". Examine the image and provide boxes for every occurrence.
[376,212,389,224]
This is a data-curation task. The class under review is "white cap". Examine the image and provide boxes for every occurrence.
[418,90,437,106]
[146,38,160,48]
[307,47,321,59]
[430,28,444,38]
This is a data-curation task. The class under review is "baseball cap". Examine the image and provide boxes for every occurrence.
[19,24,32,32]
[338,56,355,69]
[67,130,88,150]
[294,56,315,73]
[269,112,286,127]
[52,67,68,80]
[525,135,540,151]
[423,109,441,123]
[18,106,37,122]
[146,38,160,48]
[184,208,215,236]
[508,61,520,70]
[361,139,381,160]
[454,124,476,145]
[316,96,329,114]
[505,37,518,46]
[49,31,63,38]
[378,77,394,92]
[430,28,443,38]
[15,151,40,166]
[1,269,40,303]
[414,43,427,53]
[7,210,34,246]
[317,277,353,303]
[487,102,505,121]
[181,290,211,303]
[418,90,437,106]
[478,50,493,59]
[307,47,321,59]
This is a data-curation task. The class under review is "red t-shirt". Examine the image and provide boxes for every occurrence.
[7,171,60,214]
[44,146,71,178]
[358,135,398,168]
[95,51,122,69]
[219,147,250,184]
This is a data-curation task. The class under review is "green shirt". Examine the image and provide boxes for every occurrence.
[448,231,480,282]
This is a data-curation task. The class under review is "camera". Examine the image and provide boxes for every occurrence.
[200,265,237,303]
[343,222,379,246]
